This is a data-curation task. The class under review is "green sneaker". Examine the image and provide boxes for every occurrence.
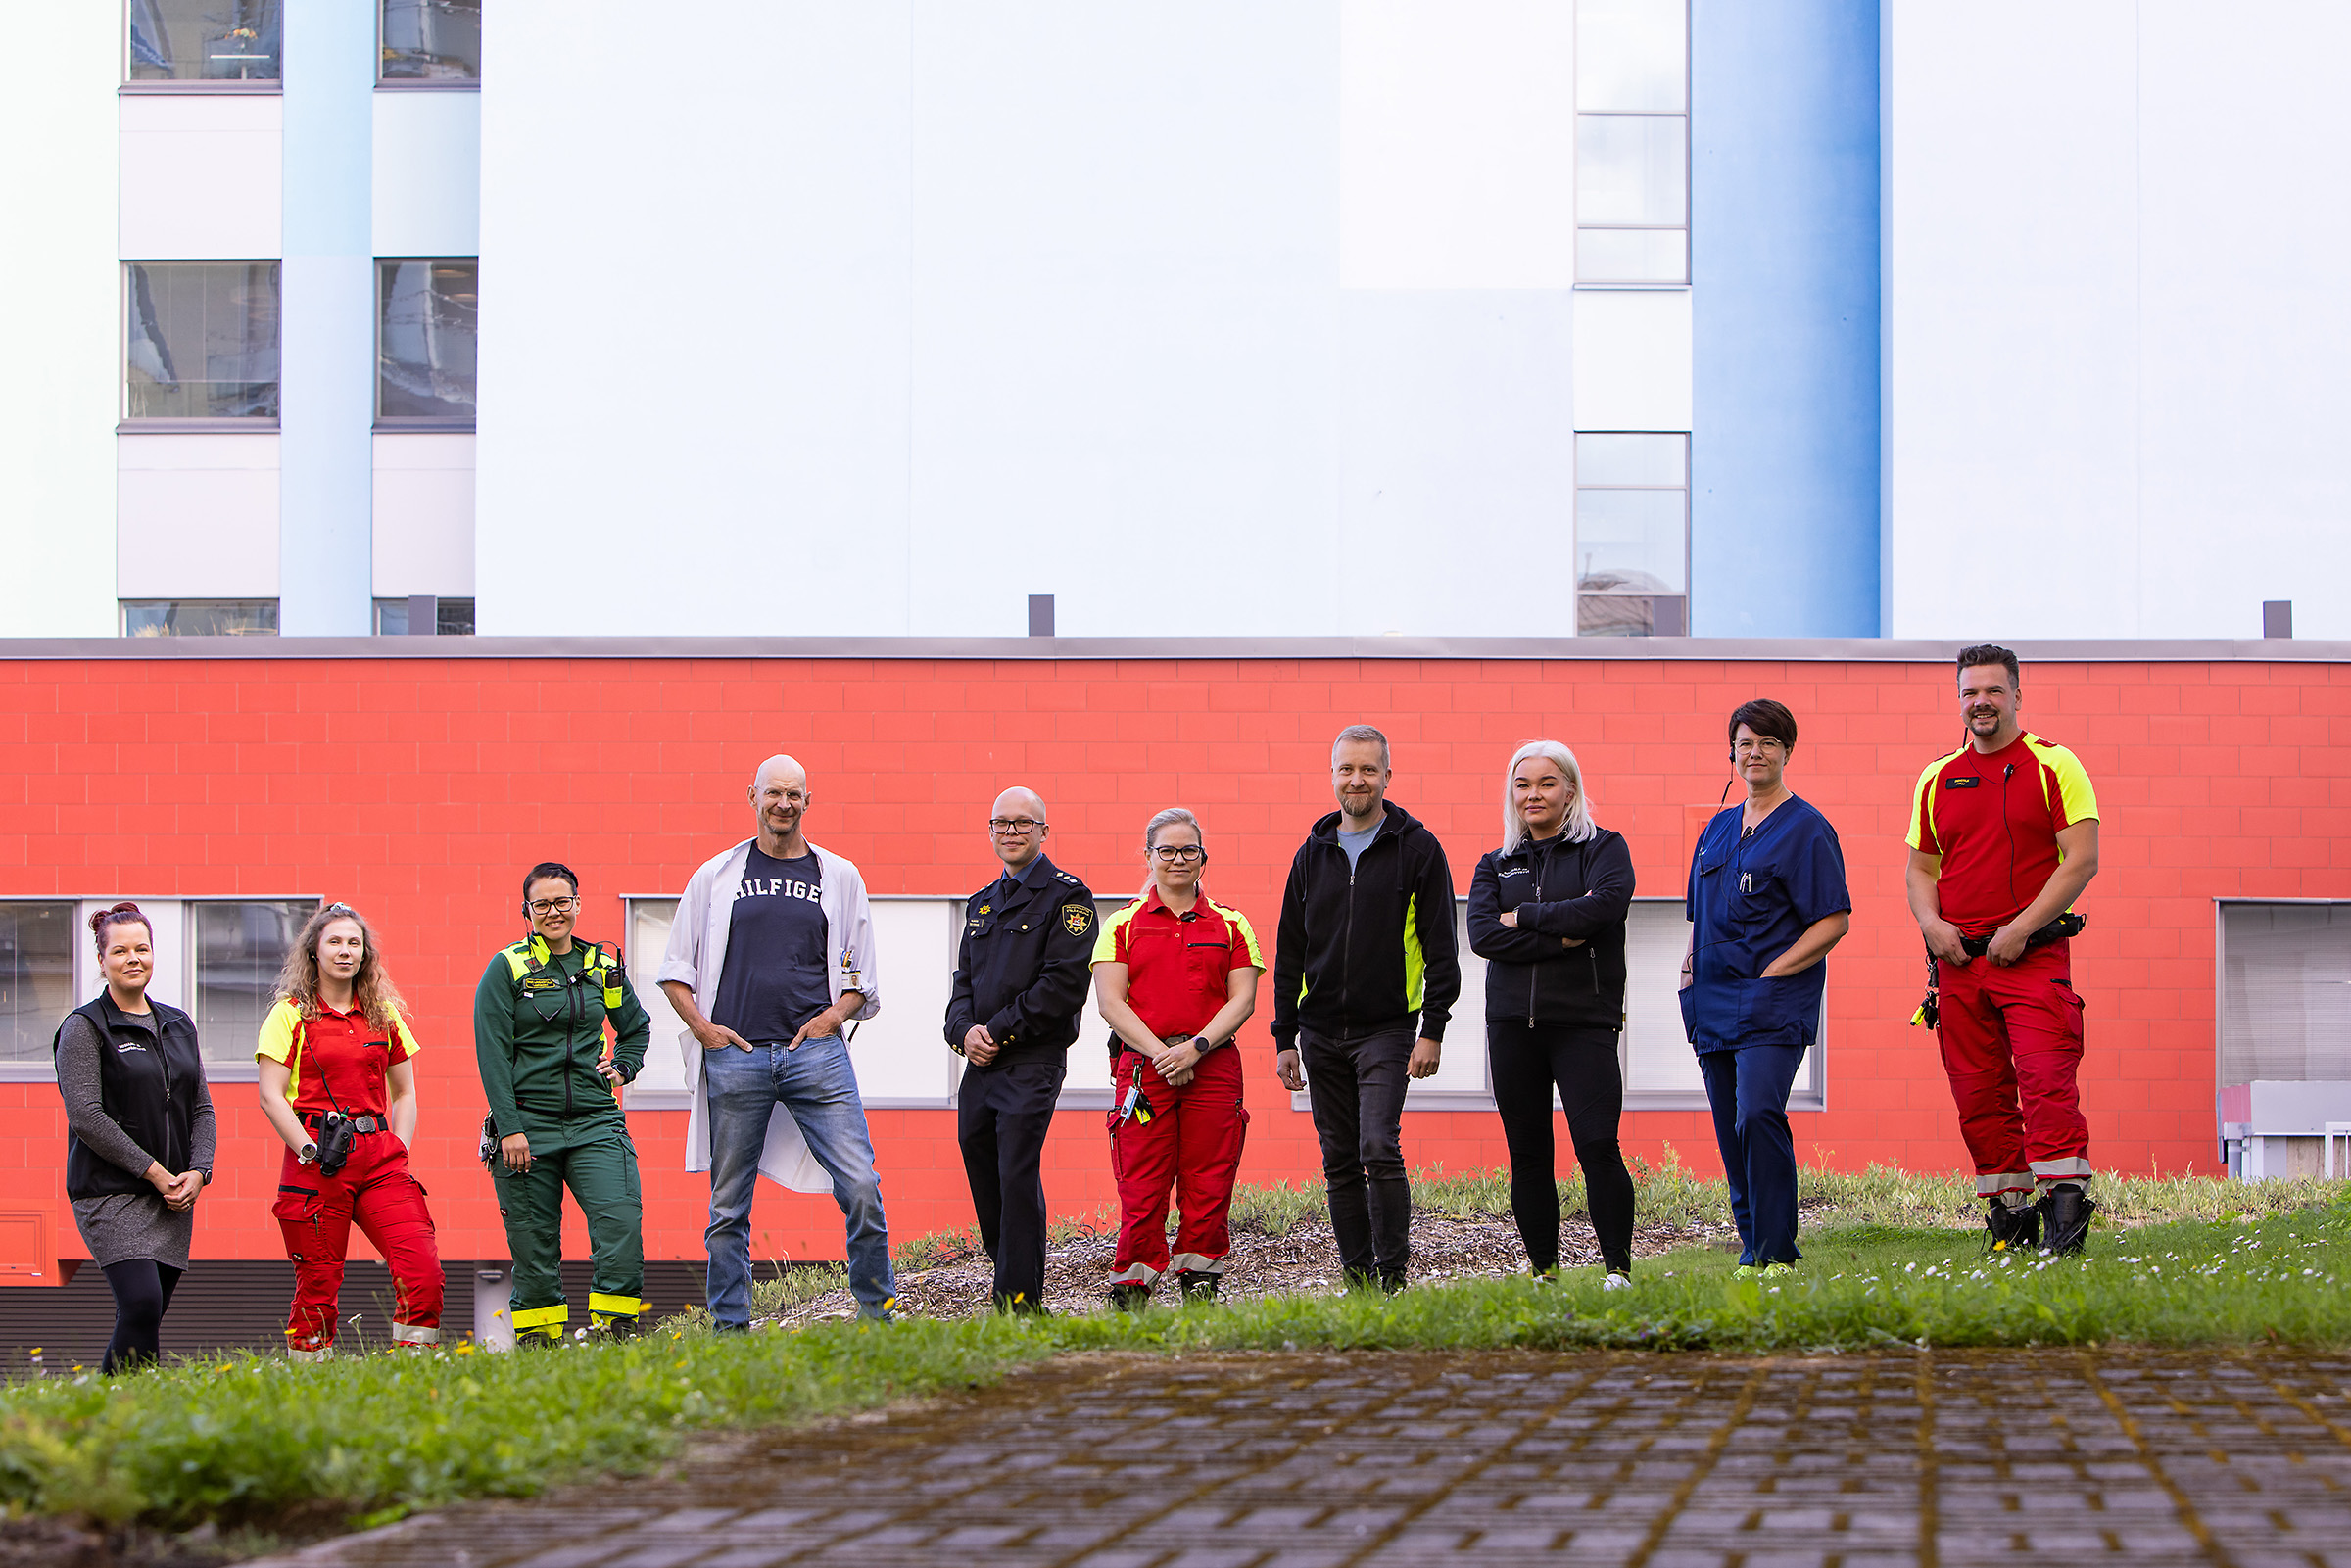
[1732,1264,1761,1280]
[1759,1261,1795,1278]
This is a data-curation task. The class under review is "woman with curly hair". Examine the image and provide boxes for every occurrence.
[256,902,443,1357]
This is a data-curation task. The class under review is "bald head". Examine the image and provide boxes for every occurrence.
[988,785,1050,872]
[746,754,812,852]
[750,753,806,793]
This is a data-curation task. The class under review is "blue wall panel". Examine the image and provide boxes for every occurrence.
[278,0,376,637]
[1689,0,1881,637]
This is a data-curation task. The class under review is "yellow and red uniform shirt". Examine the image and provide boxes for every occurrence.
[1091,888,1265,1040]
[256,998,418,1117]
[1906,732,2099,937]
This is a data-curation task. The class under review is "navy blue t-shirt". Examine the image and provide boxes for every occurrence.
[1679,795,1850,1053]
[712,847,833,1041]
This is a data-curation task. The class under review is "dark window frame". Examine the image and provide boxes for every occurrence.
[375,257,479,431]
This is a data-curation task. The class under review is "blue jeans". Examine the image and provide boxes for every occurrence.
[1699,1045,1807,1266]
[703,1037,896,1322]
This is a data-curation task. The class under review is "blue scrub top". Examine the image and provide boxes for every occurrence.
[1680,794,1851,1053]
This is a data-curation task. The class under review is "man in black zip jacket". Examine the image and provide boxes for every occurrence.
[1271,725,1460,1292]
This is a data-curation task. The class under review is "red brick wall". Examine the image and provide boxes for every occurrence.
[3,653,2343,1272]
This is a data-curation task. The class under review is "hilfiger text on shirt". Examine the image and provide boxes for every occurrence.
[735,878,819,903]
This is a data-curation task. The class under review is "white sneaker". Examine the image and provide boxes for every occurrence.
[1603,1271,1632,1292]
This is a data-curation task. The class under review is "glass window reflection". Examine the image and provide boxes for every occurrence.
[1577,115,1687,226]
[380,0,481,82]
[377,260,479,424]
[1576,0,1686,112]
[193,901,313,1063]
[128,0,280,82]
[124,262,281,421]
[0,904,75,1065]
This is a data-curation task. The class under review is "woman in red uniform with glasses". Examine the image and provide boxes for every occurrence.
[1090,807,1264,1311]
[255,903,443,1357]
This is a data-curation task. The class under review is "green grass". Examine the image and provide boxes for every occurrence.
[6,1172,2349,1538]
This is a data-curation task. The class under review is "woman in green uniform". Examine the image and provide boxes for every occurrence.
[473,861,654,1342]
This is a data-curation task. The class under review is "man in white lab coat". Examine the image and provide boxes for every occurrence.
[658,754,894,1324]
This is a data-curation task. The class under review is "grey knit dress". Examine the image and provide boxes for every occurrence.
[56,1012,217,1269]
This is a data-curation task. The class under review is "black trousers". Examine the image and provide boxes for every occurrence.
[957,1056,1066,1310]
[1299,1025,1415,1282]
[101,1258,183,1374]
[1486,1022,1637,1273]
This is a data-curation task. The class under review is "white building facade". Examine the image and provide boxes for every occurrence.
[1,1,2342,642]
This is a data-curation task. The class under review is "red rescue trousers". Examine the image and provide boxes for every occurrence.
[1107,1045,1248,1286]
[272,1129,443,1355]
[1933,940,2090,1197]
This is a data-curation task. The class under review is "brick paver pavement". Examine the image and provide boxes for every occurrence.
[258,1350,2351,1567]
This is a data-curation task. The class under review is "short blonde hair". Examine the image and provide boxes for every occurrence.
[1502,740,1598,852]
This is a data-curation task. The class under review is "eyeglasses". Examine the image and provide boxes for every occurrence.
[988,818,1042,835]
[1733,738,1788,755]
[1151,844,1206,864]
[527,897,581,916]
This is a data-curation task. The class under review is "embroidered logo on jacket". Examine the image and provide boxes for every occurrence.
[1062,904,1095,936]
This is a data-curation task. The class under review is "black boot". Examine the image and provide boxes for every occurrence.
[1985,1198,2041,1252]
[2036,1184,2096,1256]
[1176,1270,1221,1305]
[1109,1282,1150,1313]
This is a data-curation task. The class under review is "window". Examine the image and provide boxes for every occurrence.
[0,905,76,1066]
[377,260,478,425]
[380,0,481,82]
[122,600,278,637]
[373,596,477,636]
[625,899,688,1107]
[128,0,280,82]
[1576,0,1687,284]
[1575,433,1688,636]
[2219,903,2351,1086]
[125,262,280,422]
[191,900,312,1065]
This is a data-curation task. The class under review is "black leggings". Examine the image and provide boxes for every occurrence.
[1487,1022,1636,1273]
[101,1259,183,1374]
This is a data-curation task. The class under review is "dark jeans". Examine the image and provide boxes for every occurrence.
[101,1258,183,1374]
[1299,1026,1415,1282]
[1699,1044,1807,1265]
[957,1056,1066,1311]
[1487,1022,1636,1273]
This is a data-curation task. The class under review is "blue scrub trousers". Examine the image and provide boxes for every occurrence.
[1699,1045,1807,1266]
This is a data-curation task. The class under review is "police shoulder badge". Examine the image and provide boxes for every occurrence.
[1062,904,1094,936]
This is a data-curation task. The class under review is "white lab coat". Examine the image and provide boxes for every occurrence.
[655,837,882,1193]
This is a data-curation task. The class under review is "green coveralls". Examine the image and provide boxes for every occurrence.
[472,934,653,1342]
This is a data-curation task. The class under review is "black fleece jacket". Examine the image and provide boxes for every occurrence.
[1465,827,1637,1029]
[1270,802,1461,1051]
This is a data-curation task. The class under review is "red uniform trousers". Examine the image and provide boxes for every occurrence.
[1933,941,2090,1197]
[1107,1045,1248,1286]
[272,1129,443,1354]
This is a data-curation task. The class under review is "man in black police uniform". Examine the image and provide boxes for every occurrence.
[944,786,1096,1313]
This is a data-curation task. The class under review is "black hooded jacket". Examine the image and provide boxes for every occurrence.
[1466,827,1637,1029]
[1270,802,1461,1051]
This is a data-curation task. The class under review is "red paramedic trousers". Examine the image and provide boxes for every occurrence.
[1107,1045,1248,1286]
[273,1128,443,1354]
[1934,941,2090,1197]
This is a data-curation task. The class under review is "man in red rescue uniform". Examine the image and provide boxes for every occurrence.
[1906,644,2102,1254]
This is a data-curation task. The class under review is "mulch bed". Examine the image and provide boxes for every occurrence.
[763,1208,1759,1325]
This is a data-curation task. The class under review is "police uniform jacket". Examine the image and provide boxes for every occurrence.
[944,854,1097,1067]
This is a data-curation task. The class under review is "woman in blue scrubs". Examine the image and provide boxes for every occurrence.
[1680,699,1850,1275]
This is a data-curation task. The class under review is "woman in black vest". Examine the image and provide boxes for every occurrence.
[53,903,216,1372]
